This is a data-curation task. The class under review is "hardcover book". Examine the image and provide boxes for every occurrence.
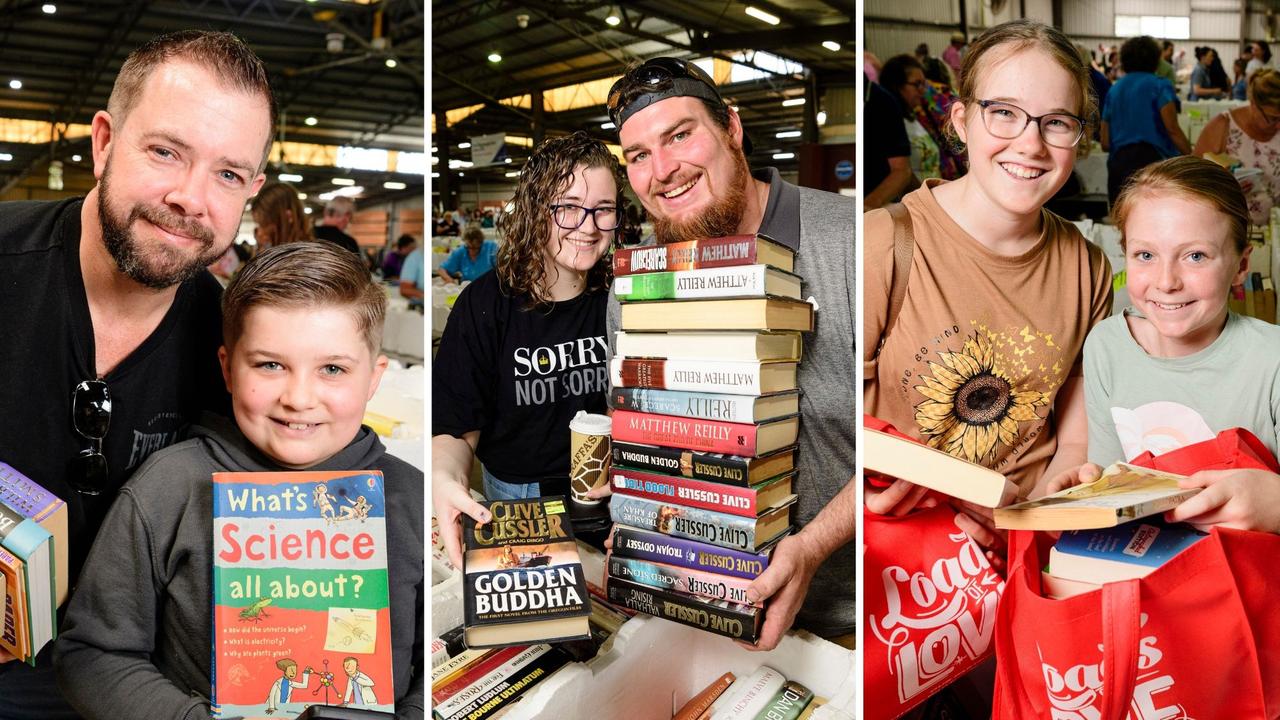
[615,331,802,363]
[0,462,67,607]
[1039,570,1101,600]
[0,498,53,665]
[610,387,800,424]
[211,470,395,719]
[430,647,492,687]
[620,297,814,332]
[610,525,773,580]
[609,494,794,553]
[613,265,802,301]
[752,680,815,720]
[610,467,795,517]
[431,644,571,720]
[612,442,796,487]
[611,409,800,457]
[607,553,759,606]
[610,358,798,396]
[613,234,795,276]
[710,666,786,720]
[606,575,762,642]
[994,463,1200,531]
[461,497,591,648]
[1049,519,1207,583]
[864,425,1017,508]
[430,645,524,705]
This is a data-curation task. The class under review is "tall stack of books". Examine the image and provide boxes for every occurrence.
[0,462,67,666]
[604,234,812,643]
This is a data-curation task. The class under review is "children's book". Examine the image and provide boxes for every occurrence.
[994,463,1199,531]
[212,471,394,719]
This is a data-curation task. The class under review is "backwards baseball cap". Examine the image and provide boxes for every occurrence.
[607,57,753,154]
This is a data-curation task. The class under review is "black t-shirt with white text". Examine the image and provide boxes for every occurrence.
[433,271,608,490]
[0,198,229,585]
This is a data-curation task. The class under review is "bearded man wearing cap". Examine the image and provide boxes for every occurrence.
[602,58,856,651]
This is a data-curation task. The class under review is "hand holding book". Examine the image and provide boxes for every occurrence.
[432,476,492,570]
[1165,467,1280,534]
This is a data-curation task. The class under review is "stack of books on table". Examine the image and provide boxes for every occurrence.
[0,462,68,666]
[674,665,824,720]
[604,234,810,643]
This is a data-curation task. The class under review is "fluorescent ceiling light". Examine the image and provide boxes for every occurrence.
[817,111,827,125]
[487,52,502,63]
[772,152,795,160]
[42,4,56,14]
[601,122,616,130]
[505,171,520,177]
[383,181,407,190]
[606,15,621,26]
[71,154,81,162]
[458,142,471,149]
[745,7,780,25]
[278,173,304,183]
[8,80,21,90]
[331,178,356,186]
[776,130,802,139]
[781,97,805,107]
[822,41,841,52]
[385,59,397,68]
[304,116,318,126]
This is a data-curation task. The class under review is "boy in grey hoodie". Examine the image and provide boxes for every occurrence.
[53,243,425,719]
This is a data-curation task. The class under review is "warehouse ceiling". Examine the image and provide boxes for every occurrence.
[0,0,424,209]
[431,0,855,184]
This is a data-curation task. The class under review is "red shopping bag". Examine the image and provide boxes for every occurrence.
[863,416,1005,719]
[992,428,1280,719]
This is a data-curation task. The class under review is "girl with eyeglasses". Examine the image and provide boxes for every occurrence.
[1194,67,1280,225]
[431,131,624,568]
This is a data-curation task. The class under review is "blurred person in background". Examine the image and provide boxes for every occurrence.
[1102,35,1191,204]
[1194,68,1280,224]
[381,233,417,280]
[435,222,497,284]
[881,54,941,181]
[313,196,360,254]
[250,182,312,252]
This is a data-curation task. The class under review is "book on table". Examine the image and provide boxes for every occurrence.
[461,496,591,648]
[614,330,802,363]
[620,297,814,332]
[993,463,1200,531]
[211,470,395,719]
[864,425,1019,508]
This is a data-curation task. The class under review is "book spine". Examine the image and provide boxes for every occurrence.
[0,502,47,560]
[751,680,815,720]
[611,525,770,579]
[432,648,493,686]
[608,554,759,606]
[711,666,786,720]
[607,576,761,642]
[609,495,762,552]
[437,645,569,720]
[675,672,738,720]
[0,547,23,659]
[611,442,754,486]
[610,467,762,516]
[611,387,766,424]
[612,272,676,300]
[611,358,766,395]
[611,410,761,456]
[432,645,527,707]
[615,265,770,300]
[614,236,763,276]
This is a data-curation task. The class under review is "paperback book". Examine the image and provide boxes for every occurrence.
[994,463,1200,530]
[606,575,762,642]
[461,497,591,648]
[609,493,794,553]
[610,387,800,424]
[610,524,773,580]
[1049,519,1207,583]
[864,424,1017,508]
[674,672,736,720]
[610,357,798,396]
[211,470,394,719]
[753,680,815,720]
[431,643,571,720]
[707,665,786,720]
[612,442,796,487]
[613,234,795,276]
[613,265,801,301]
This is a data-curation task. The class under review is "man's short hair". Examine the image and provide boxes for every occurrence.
[108,30,276,168]
[395,233,417,250]
[325,196,357,219]
[222,242,386,354]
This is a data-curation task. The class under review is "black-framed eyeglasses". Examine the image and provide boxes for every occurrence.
[549,203,620,231]
[606,57,724,127]
[976,100,1087,149]
[70,380,111,495]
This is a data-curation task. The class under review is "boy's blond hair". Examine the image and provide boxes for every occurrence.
[1113,156,1250,254]
[223,242,386,353]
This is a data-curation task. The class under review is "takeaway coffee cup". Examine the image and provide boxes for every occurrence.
[569,411,612,504]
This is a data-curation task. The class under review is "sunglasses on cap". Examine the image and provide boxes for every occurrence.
[607,58,729,129]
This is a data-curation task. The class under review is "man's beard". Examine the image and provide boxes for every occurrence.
[652,143,751,245]
[98,163,223,290]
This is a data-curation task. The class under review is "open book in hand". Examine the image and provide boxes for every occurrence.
[993,462,1199,531]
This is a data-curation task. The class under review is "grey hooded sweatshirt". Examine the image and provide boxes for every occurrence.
[53,415,424,719]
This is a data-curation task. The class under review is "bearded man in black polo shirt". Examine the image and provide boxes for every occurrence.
[0,31,273,718]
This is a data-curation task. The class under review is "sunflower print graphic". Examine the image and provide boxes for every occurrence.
[914,330,1049,464]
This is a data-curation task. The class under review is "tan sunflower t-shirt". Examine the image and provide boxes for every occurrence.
[864,180,1113,496]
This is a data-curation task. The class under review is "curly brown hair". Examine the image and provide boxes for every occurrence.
[496,131,625,308]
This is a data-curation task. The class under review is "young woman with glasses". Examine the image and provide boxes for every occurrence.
[431,131,625,568]
[1194,67,1280,224]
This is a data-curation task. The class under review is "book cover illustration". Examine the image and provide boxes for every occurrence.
[462,497,591,647]
[212,470,394,719]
